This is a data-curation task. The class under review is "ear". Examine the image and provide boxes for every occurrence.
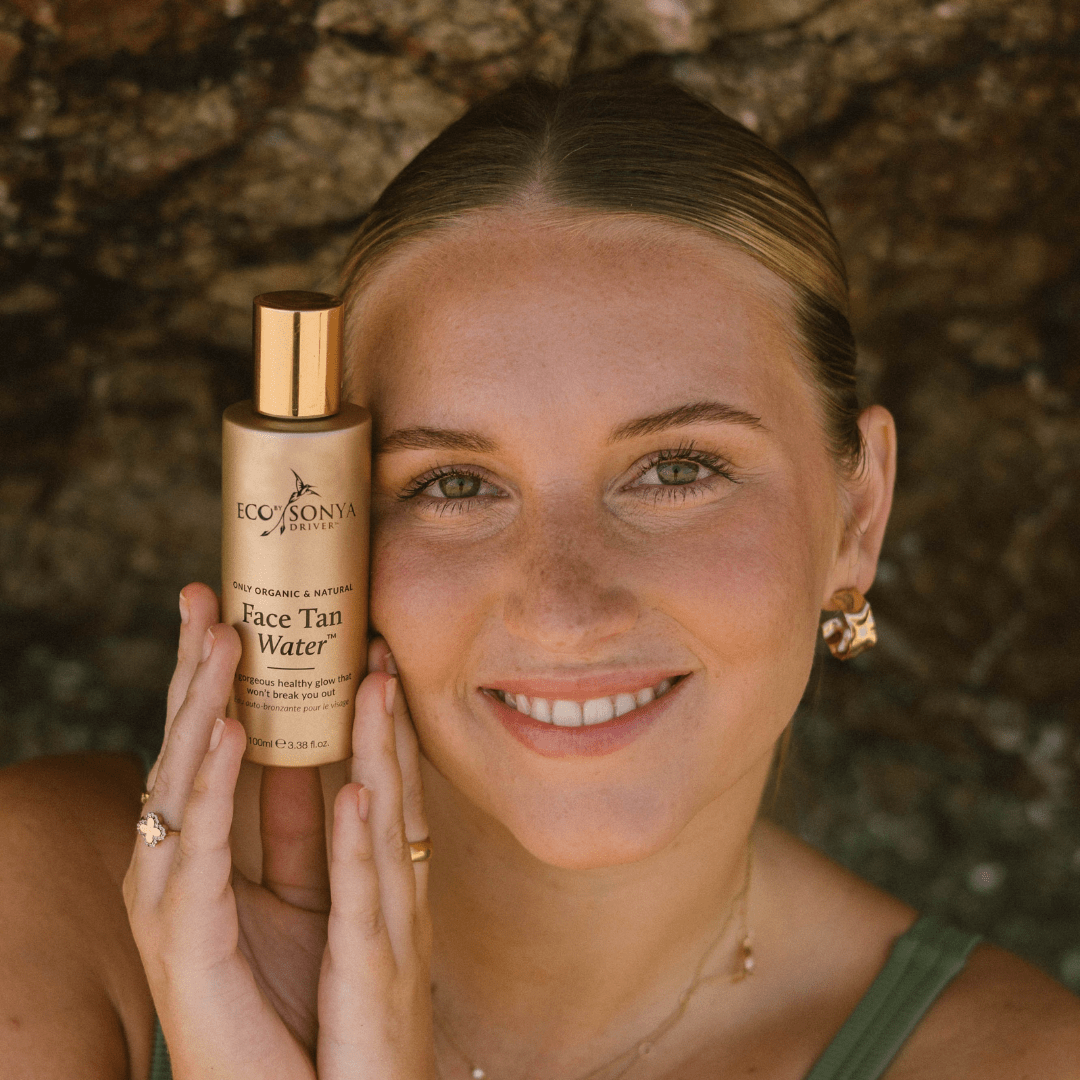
[823,404,897,604]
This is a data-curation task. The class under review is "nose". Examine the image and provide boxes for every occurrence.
[502,502,638,655]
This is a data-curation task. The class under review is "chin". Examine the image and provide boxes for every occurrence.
[497,786,691,871]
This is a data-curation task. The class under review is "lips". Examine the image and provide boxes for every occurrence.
[480,674,687,758]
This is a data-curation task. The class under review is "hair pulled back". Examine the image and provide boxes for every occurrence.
[340,72,862,468]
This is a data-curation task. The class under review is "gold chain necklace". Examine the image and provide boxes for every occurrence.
[434,841,755,1080]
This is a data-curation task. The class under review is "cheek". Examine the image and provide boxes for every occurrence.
[372,537,456,651]
[368,515,499,695]
[639,483,833,775]
[648,484,829,659]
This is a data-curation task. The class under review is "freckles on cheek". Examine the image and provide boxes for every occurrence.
[369,535,490,667]
[653,497,822,661]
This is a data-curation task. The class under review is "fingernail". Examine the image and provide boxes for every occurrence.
[384,676,397,715]
[202,627,215,661]
[179,591,190,625]
[356,786,370,823]
[385,651,398,675]
[208,717,225,752]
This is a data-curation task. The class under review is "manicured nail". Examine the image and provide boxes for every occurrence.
[356,786,371,823]
[179,591,190,625]
[208,717,225,752]
[384,676,397,715]
[385,651,398,675]
[202,627,215,661]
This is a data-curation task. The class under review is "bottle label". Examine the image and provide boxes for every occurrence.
[222,416,369,766]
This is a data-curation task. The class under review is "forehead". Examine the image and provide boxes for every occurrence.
[347,211,810,428]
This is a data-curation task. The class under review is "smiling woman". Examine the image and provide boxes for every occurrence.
[331,72,1075,1076]
[1,71,1078,1080]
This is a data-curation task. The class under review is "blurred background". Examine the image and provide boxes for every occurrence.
[0,0,1078,984]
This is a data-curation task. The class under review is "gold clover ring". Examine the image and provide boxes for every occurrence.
[409,839,432,863]
[137,811,179,847]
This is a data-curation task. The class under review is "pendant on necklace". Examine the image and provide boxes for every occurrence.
[732,935,754,981]
[470,1069,486,1079]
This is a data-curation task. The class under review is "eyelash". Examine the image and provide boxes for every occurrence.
[397,442,738,510]
[625,442,739,505]
[634,442,735,481]
[397,465,492,503]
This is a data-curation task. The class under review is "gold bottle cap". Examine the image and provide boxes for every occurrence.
[253,291,343,419]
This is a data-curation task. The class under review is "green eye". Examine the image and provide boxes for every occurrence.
[655,460,700,485]
[436,474,482,498]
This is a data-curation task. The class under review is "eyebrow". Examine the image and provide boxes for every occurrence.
[610,400,764,441]
[377,427,498,454]
[376,400,764,455]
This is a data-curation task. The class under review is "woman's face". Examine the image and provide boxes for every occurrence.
[352,212,865,869]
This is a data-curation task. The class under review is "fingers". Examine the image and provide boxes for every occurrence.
[319,652,435,1076]
[367,636,397,677]
[166,583,221,725]
[177,717,244,852]
[148,623,241,837]
[125,718,320,1079]
[367,639,425,843]
[260,766,330,913]
[326,783,394,976]
[367,636,430,914]
[168,717,246,915]
[126,715,245,953]
[348,672,419,960]
[390,679,431,928]
[391,681,428,847]
[155,583,221,790]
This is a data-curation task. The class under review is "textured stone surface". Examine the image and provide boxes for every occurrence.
[0,0,1078,984]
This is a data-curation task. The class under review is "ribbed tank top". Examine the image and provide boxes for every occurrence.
[148,915,980,1080]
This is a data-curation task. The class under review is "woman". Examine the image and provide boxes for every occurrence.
[1,73,1077,1080]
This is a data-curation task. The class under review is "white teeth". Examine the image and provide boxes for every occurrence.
[495,678,678,727]
[551,699,584,726]
[582,696,615,725]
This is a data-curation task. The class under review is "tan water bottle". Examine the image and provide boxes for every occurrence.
[221,291,370,766]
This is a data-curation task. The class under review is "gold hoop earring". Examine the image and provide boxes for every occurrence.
[821,588,877,659]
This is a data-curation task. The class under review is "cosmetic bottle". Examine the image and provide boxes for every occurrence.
[222,291,370,766]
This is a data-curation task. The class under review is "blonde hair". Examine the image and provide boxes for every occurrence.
[340,72,862,467]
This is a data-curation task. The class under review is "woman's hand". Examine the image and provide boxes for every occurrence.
[123,583,436,1078]
[123,583,321,1078]
[317,638,437,1079]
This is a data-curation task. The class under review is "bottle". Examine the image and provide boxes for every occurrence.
[221,291,370,766]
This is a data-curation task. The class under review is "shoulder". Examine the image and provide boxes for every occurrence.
[752,826,1080,1079]
[0,752,154,1080]
[890,940,1080,1080]
[0,750,146,872]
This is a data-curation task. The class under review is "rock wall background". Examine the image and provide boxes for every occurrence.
[1,0,1078,984]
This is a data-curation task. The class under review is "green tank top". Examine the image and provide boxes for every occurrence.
[148,915,980,1080]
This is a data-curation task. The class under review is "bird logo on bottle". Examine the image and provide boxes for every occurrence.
[262,470,320,537]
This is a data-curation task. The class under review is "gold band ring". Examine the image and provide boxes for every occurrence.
[137,810,179,847]
[409,839,432,863]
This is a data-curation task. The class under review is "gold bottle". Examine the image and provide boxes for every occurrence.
[221,291,370,766]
